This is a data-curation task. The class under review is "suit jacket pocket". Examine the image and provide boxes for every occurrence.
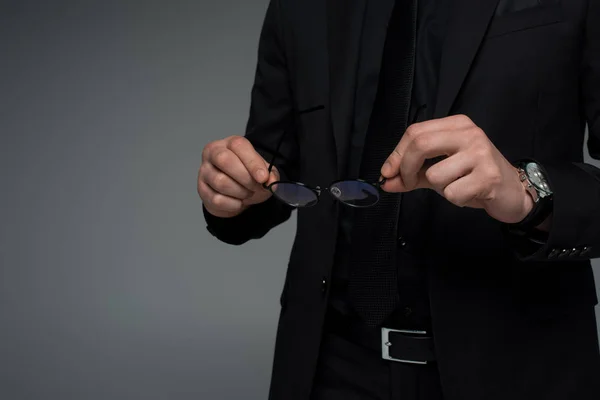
[515,261,598,320]
[486,4,563,38]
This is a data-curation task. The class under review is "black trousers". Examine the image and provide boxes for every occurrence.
[311,332,444,400]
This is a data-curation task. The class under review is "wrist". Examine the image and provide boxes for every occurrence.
[520,180,535,221]
[507,160,554,233]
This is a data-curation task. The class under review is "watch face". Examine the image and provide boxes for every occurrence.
[525,162,551,195]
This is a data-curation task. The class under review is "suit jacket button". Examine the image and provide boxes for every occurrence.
[321,277,327,294]
[548,248,560,259]
[398,236,407,248]
[581,246,592,256]
[570,248,580,257]
[558,249,570,258]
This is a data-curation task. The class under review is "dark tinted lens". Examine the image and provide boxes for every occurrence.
[329,180,380,207]
[270,182,318,207]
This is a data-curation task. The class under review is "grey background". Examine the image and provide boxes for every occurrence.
[0,1,598,399]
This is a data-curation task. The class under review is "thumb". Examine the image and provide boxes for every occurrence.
[380,174,407,193]
[380,168,431,193]
[241,169,279,208]
[263,165,281,188]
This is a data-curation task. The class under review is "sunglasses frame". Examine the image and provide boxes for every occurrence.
[258,104,427,208]
[263,177,388,208]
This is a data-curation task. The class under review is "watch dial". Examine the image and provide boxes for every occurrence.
[525,162,551,193]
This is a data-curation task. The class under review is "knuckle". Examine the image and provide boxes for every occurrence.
[456,114,472,124]
[213,149,230,168]
[487,167,502,184]
[464,133,479,148]
[228,135,248,152]
[413,135,431,152]
[212,172,228,190]
[405,125,421,140]
[472,143,491,159]
[198,162,210,177]
[475,126,485,136]
[468,126,485,140]
[212,193,225,208]
[202,141,217,161]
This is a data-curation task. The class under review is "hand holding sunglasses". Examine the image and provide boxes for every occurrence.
[263,105,427,208]
[198,135,280,218]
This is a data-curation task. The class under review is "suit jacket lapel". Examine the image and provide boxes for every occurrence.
[434,0,501,118]
[327,0,502,171]
[327,0,367,176]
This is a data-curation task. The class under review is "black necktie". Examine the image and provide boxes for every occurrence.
[347,0,418,327]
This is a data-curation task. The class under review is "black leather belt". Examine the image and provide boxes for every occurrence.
[324,307,436,364]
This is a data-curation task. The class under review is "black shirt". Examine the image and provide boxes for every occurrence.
[329,0,452,330]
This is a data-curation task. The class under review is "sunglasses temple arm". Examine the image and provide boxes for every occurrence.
[375,106,425,187]
[266,103,421,176]
[265,126,291,175]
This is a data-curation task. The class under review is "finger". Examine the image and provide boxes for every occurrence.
[209,147,263,191]
[381,114,475,178]
[442,172,488,208]
[381,167,429,193]
[203,163,254,200]
[265,165,281,186]
[398,130,465,190]
[424,151,475,193]
[241,167,280,207]
[198,180,245,213]
[409,114,475,134]
[226,136,269,183]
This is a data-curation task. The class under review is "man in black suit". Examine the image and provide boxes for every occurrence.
[198,0,600,399]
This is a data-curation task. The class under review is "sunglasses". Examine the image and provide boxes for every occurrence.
[262,104,427,208]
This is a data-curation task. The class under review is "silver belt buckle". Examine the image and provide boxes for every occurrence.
[381,327,429,364]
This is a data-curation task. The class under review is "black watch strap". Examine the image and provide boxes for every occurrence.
[508,195,553,233]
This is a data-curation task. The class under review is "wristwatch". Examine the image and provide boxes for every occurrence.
[508,160,554,233]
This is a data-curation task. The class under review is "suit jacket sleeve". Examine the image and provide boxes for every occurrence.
[203,0,298,246]
[507,1,600,261]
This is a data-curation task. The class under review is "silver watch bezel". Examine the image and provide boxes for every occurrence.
[522,161,553,199]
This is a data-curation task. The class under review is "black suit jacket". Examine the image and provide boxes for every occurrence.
[204,0,600,399]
